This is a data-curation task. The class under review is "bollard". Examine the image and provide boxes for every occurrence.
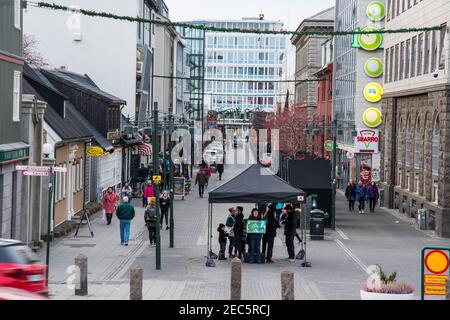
[74,254,88,296]
[446,278,450,300]
[281,271,294,300]
[230,258,241,300]
[130,264,143,300]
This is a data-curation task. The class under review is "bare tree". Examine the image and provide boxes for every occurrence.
[23,34,49,68]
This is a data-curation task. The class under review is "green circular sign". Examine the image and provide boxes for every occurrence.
[363,107,383,128]
[359,27,383,51]
[367,1,386,21]
[363,82,383,103]
[324,140,335,152]
[364,57,384,78]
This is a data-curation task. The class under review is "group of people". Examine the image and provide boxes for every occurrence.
[102,182,172,247]
[217,203,301,264]
[345,181,380,214]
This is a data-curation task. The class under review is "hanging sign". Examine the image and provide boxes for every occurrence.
[367,1,386,21]
[324,140,335,152]
[364,83,383,103]
[359,27,384,51]
[152,175,162,184]
[355,129,379,154]
[23,171,50,177]
[346,151,355,160]
[86,146,105,157]
[16,165,50,172]
[363,107,383,128]
[365,58,384,78]
[421,247,450,300]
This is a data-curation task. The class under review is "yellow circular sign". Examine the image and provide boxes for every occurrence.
[86,146,105,157]
[425,250,449,274]
[363,108,383,128]
[364,82,383,103]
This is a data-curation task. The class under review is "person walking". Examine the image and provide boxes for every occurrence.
[116,196,136,246]
[368,182,380,213]
[143,181,155,207]
[217,163,224,181]
[356,181,369,214]
[121,181,133,203]
[247,209,263,264]
[217,223,229,260]
[262,204,279,263]
[102,187,117,226]
[283,205,296,262]
[195,167,207,198]
[345,180,357,212]
[233,206,245,260]
[225,208,236,258]
[144,197,157,247]
[160,191,170,230]
[204,165,211,188]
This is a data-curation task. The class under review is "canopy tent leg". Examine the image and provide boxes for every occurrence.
[206,203,216,267]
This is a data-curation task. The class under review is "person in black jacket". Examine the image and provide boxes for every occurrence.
[160,191,170,230]
[345,180,357,212]
[262,204,279,263]
[233,206,245,260]
[283,204,296,261]
[217,223,229,260]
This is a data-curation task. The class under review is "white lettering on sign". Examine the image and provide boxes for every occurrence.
[23,171,50,177]
[16,165,50,172]
[53,167,68,173]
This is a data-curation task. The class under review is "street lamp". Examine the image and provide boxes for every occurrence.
[42,142,55,287]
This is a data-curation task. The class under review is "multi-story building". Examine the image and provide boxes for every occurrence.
[380,0,450,237]
[313,38,334,159]
[333,0,386,189]
[0,0,29,241]
[195,16,287,127]
[24,0,165,126]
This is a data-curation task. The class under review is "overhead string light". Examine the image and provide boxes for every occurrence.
[29,2,443,36]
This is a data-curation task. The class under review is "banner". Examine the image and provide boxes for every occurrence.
[245,220,267,234]
[173,177,186,198]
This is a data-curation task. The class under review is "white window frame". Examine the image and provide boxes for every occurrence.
[13,71,21,122]
[62,163,67,199]
[432,181,439,205]
[14,0,21,30]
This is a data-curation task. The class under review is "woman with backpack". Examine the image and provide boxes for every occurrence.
[356,181,369,214]
[144,197,157,247]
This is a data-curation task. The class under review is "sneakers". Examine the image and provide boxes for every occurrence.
[266,259,274,263]
[125,243,129,246]
[288,259,296,262]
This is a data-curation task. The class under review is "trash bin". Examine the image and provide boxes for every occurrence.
[310,209,325,240]
[417,209,426,230]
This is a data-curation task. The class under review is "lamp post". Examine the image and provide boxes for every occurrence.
[331,118,337,231]
[42,142,55,287]
[168,109,175,248]
[152,103,161,270]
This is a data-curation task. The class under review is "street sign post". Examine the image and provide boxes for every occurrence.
[421,247,450,300]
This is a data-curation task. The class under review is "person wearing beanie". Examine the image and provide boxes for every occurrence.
[217,223,228,260]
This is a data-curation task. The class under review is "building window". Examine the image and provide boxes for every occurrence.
[424,31,431,74]
[13,71,21,122]
[385,48,391,83]
[414,117,421,193]
[394,44,399,81]
[405,39,411,79]
[397,120,403,187]
[432,116,440,184]
[439,23,447,70]
[417,33,424,76]
[389,46,394,83]
[14,0,21,30]
[400,41,405,80]
[411,36,417,78]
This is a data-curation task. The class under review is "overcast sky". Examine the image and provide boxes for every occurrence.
[164,0,335,31]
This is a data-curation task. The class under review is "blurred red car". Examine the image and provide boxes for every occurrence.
[0,239,47,295]
[0,286,48,300]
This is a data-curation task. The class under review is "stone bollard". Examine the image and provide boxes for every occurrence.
[74,254,88,296]
[446,278,450,300]
[281,271,294,300]
[130,264,143,300]
[230,258,242,300]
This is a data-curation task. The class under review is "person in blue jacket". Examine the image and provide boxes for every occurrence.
[355,181,369,214]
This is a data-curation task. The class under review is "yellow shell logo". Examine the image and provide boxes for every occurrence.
[86,146,105,157]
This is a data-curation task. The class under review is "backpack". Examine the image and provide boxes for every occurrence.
[146,207,157,221]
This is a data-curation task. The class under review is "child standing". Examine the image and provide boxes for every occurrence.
[217,223,229,260]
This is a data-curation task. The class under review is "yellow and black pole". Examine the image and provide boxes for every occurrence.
[152,103,161,270]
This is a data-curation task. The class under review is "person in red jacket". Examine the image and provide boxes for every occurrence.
[103,187,118,225]
[143,181,155,207]
[205,165,212,188]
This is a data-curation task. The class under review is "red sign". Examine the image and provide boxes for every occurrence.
[355,129,379,154]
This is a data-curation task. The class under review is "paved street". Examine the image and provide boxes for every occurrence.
[40,147,450,300]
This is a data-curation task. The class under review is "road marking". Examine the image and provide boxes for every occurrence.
[335,239,367,272]
[336,227,350,240]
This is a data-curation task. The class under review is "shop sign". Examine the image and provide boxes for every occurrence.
[0,148,29,164]
[363,83,384,103]
[352,27,384,51]
[363,107,383,128]
[367,1,386,21]
[364,58,384,78]
[86,146,105,157]
[355,129,379,154]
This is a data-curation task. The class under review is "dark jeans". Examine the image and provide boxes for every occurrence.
[143,196,148,207]
[248,235,262,263]
[198,185,205,197]
[106,213,113,225]
[285,234,295,259]
[369,199,377,212]
[228,236,235,256]
[147,226,156,244]
[359,199,366,211]
[262,235,275,261]
[218,172,223,180]
[348,200,356,211]
[161,210,169,226]
[275,209,282,221]
[234,235,244,259]
[219,242,227,259]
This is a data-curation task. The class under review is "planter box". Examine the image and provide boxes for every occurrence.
[360,290,415,300]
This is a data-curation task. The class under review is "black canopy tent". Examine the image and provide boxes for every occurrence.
[206,164,306,265]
